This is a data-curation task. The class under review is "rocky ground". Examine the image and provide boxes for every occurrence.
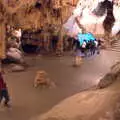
[32,63,120,120]
[34,86,120,120]
[0,50,120,120]
[30,51,120,120]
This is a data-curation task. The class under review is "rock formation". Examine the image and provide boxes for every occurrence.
[0,0,78,30]
[0,0,120,34]
[0,0,79,55]
[30,61,120,120]
[98,62,120,88]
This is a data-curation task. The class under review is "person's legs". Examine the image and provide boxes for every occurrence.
[36,46,40,54]
[54,40,57,52]
[81,48,86,57]
[93,47,96,55]
[90,47,94,56]
[2,89,10,106]
[46,39,50,52]
[52,40,55,51]
[74,56,78,66]
[84,48,87,57]
[97,46,100,54]
[78,56,82,65]
[0,91,3,104]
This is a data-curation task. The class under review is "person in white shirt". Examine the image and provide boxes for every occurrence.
[81,40,87,56]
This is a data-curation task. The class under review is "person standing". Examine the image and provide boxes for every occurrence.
[0,71,10,107]
[97,39,102,54]
[81,40,87,57]
[73,39,83,66]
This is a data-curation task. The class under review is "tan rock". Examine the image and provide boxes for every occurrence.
[11,64,25,72]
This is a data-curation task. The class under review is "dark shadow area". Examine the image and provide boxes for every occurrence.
[92,0,115,33]
[92,0,107,16]
[21,29,42,53]
[22,44,38,53]
[35,1,42,9]
[103,0,115,33]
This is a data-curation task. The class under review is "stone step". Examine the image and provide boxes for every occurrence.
[107,40,120,52]
[111,41,120,45]
[113,42,120,44]
[106,48,120,52]
[112,45,120,46]
[107,46,120,48]
[112,44,120,46]
[111,46,120,48]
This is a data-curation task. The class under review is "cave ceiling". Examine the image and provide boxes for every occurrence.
[0,0,120,31]
[0,0,78,30]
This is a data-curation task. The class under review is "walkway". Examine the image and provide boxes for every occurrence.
[0,50,120,120]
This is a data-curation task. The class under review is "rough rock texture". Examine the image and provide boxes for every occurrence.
[0,0,79,54]
[6,47,24,63]
[32,89,120,120]
[0,0,119,32]
[30,62,120,120]
[98,62,120,89]
[0,22,6,58]
[98,73,114,89]
[0,0,77,30]
[111,62,120,75]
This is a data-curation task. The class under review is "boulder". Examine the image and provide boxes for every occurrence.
[98,73,114,89]
[111,62,120,76]
[98,62,120,89]
[11,64,25,72]
[6,47,24,63]
[114,102,120,120]
[7,38,20,49]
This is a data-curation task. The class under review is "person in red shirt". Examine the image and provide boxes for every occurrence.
[0,72,10,107]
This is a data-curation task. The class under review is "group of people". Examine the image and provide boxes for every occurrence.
[74,38,101,57]
[72,37,102,66]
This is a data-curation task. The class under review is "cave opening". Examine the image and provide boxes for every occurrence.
[21,29,43,53]
[35,1,42,9]
[52,8,61,18]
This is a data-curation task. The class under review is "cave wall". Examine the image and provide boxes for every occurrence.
[0,0,78,31]
[0,0,79,54]
[0,0,120,34]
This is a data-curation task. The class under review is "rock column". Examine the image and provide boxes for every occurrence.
[0,21,6,59]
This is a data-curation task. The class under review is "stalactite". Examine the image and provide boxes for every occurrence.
[103,0,115,34]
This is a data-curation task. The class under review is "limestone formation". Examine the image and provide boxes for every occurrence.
[0,0,120,33]
[10,64,25,72]
[0,0,78,30]
[97,73,114,89]
[98,62,120,89]
[0,0,120,55]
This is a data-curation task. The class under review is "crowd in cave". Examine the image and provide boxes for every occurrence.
[3,23,103,68]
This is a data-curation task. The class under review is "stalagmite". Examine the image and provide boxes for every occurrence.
[0,21,6,59]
